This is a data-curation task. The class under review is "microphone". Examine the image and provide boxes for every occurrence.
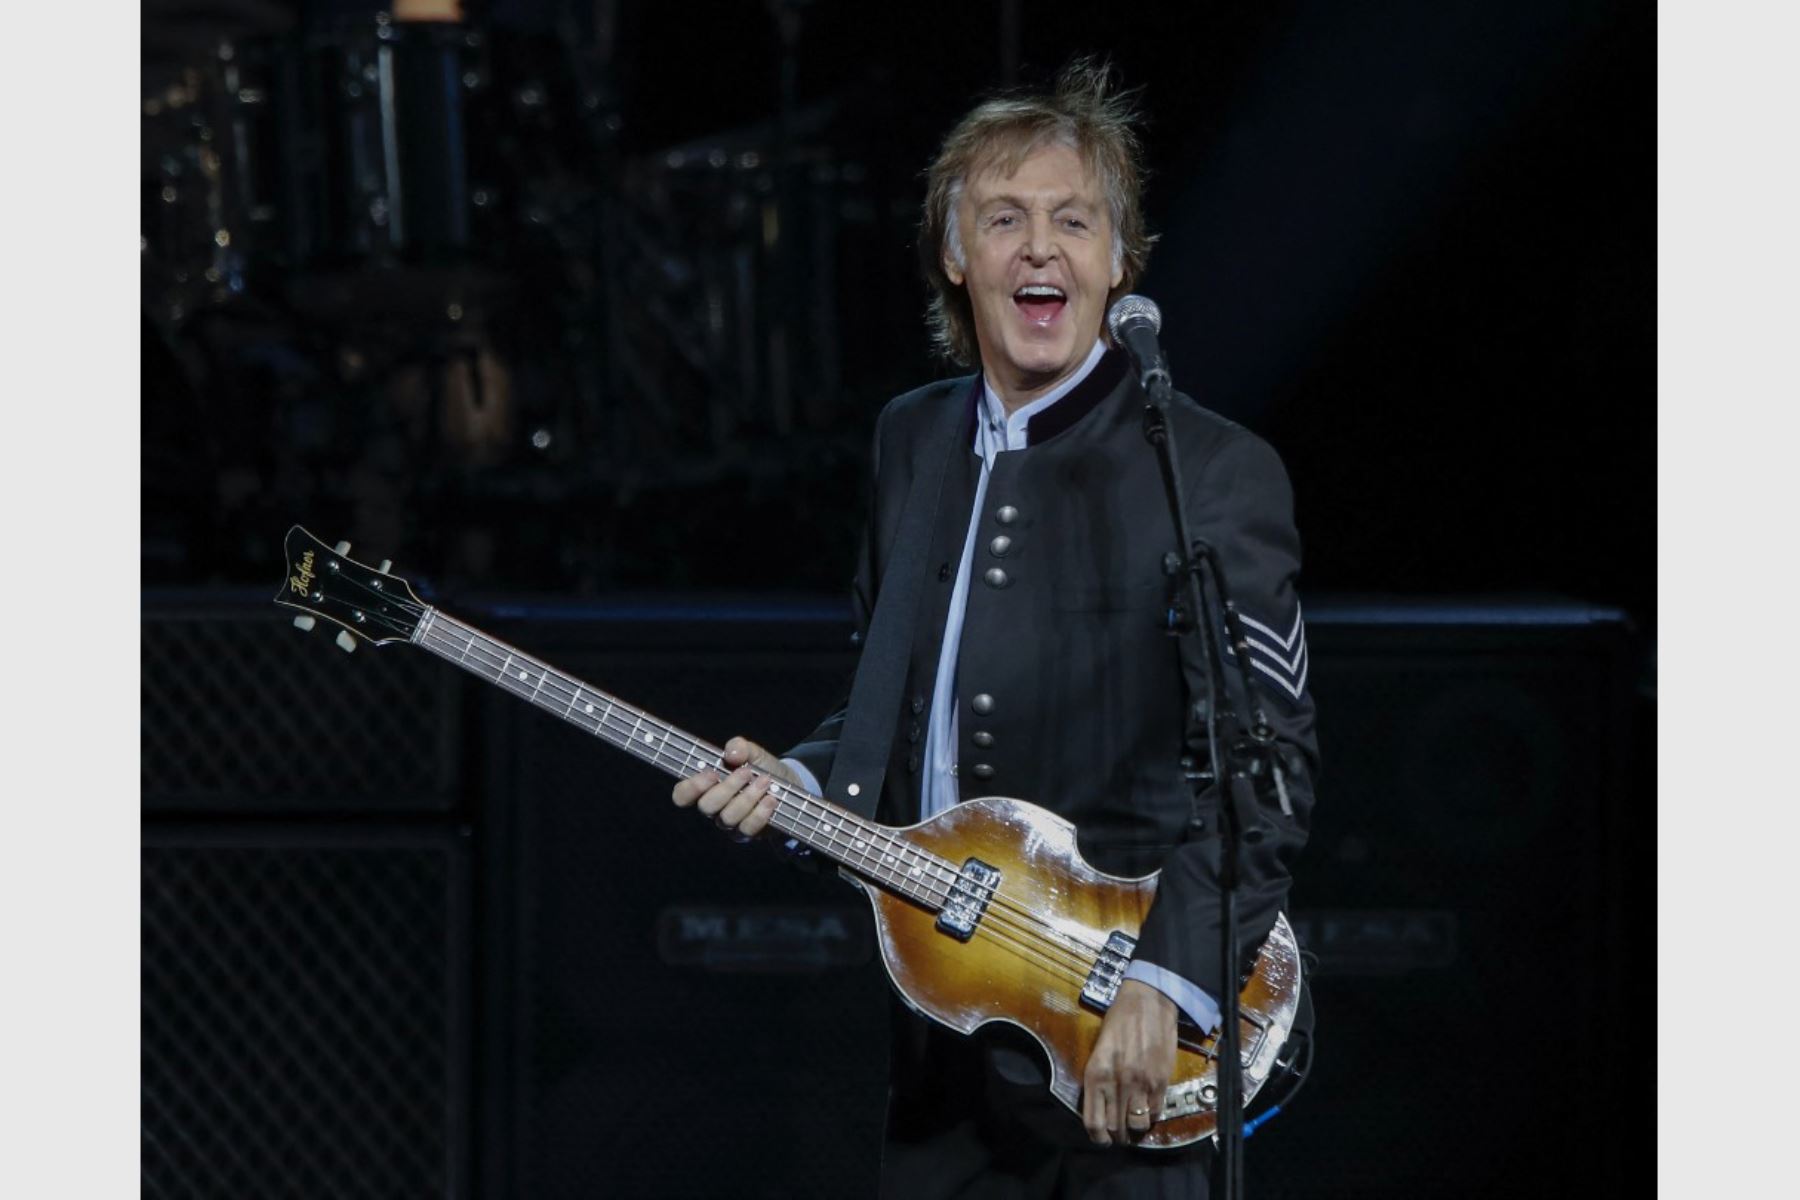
[1106,294,1172,401]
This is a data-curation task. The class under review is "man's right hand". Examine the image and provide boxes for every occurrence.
[670,736,800,838]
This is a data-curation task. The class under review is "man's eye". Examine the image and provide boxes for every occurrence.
[992,214,1017,228]
[1064,217,1089,231]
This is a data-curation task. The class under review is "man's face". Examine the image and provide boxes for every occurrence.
[944,142,1124,401]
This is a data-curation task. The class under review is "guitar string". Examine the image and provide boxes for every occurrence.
[963,913,1108,989]
[339,581,1115,968]
[410,627,1137,994]
[416,620,1111,980]
[413,619,955,886]
[340,591,1127,976]
[329,568,1123,971]
[415,614,1129,977]
[311,583,1243,1045]
[416,603,1260,1063]
[412,609,963,898]
[414,615,1118,975]
[403,605,945,887]
[413,620,962,901]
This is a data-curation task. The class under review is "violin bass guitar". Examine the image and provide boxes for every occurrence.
[275,525,1304,1148]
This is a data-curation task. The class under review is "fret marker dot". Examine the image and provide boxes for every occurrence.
[642,733,656,744]
[583,704,594,714]
[518,670,529,680]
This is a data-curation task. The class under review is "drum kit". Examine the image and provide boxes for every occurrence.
[142,3,891,587]
[142,9,528,330]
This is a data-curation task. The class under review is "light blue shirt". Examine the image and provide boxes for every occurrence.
[789,339,1220,1034]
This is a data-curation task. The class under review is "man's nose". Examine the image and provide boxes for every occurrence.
[1021,212,1057,263]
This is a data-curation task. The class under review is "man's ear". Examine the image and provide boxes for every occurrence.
[943,247,965,287]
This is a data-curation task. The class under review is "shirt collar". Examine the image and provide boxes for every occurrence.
[977,339,1109,456]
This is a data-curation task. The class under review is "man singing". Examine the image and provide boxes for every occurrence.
[673,59,1318,1199]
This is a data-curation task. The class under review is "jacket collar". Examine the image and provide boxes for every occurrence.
[960,347,1132,450]
[1025,347,1129,446]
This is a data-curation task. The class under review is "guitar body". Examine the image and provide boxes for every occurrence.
[855,795,1302,1150]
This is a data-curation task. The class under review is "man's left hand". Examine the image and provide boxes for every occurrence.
[1081,979,1178,1146]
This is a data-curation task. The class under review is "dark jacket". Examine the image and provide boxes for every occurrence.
[786,349,1318,1006]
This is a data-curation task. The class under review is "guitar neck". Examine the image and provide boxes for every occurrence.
[411,608,951,908]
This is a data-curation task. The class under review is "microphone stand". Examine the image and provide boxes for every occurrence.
[1140,372,1273,1200]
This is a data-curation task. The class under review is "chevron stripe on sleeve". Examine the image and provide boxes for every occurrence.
[1224,604,1310,701]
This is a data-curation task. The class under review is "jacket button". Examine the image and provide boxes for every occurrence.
[908,721,921,744]
[911,696,925,715]
[983,567,1009,589]
[971,763,995,781]
[971,693,995,715]
[972,731,994,748]
[989,535,1012,557]
[995,505,1019,526]
[937,562,951,581]
[907,752,920,773]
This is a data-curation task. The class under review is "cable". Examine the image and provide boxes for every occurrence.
[1243,950,1318,1138]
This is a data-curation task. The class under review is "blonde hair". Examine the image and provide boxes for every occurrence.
[919,57,1157,367]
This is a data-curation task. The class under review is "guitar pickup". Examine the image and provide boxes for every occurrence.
[935,858,1001,941]
[1080,930,1138,1011]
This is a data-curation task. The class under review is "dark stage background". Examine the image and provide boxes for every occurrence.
[141,1,1655,1196]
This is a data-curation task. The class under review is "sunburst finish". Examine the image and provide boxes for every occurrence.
[855,795,1302,1149]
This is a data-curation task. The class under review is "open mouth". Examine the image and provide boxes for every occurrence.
[1013,284,1067,326]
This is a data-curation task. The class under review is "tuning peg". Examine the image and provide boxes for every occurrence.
[293,616,316,632]
[334,541,352,555]
[335,630,358,653]
[377,559,392,574]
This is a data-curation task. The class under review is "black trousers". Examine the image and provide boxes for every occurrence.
[879,1003,1212,1200]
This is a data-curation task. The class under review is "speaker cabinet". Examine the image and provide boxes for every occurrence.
[140,595,1642,1198]
[141,598,464,814]
[1252,608,1642,1197]
[142,825,472,1198]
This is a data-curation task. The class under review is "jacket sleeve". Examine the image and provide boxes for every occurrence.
[1130,429,1319,1011]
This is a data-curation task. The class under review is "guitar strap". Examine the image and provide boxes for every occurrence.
[824,380,975,821]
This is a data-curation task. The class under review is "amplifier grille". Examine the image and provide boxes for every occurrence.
[141,839,460,1199]
[141,613,461,812]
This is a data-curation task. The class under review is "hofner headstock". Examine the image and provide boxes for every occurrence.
[273,525,427,653]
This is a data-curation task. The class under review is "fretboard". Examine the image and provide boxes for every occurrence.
[411,607,954,908]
